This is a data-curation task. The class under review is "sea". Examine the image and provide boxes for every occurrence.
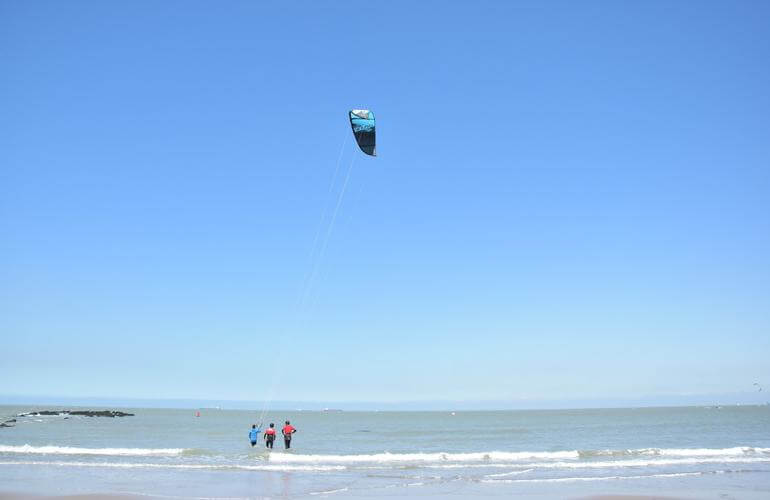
[1,405,769,499]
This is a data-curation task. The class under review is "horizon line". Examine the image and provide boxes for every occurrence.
[2,391,767,412]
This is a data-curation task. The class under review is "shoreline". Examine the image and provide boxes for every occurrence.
[0,493,691,500]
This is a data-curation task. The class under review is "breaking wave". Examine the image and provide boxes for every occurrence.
[0,460,344,472]
[2,446,768,473]
[267,447,770,466]
[456,456,770,471]
[578,446,770,459]
[268,450,578,464]
[0,445,185,457]
[480,471,707,484]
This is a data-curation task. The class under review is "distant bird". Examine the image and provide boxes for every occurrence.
[754,382,762,392]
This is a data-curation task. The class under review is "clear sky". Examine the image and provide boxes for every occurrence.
[1,0,769,406]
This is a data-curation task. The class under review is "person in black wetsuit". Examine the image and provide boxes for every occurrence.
[263,422,276,449]
[282,420,296,449]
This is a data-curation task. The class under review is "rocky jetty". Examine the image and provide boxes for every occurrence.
[69,410,134,417]
[1,410,135,429]
[17,410,134,418]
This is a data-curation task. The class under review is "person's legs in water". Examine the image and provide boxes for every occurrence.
[284,436,291,449]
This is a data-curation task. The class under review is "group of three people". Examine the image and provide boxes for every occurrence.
[249,420,296,449]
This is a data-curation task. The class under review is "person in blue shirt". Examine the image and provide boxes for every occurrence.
[249,424,259,447]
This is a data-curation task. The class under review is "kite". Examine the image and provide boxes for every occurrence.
[349,109,376,156]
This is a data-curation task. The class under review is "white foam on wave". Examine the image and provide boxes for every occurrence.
[484,468,534,478]
[655,447,770,457]
[480,471,705,484]
[583,446,770,458]
[267,447,770,466]
[268,447,770,468]
[268,450,578,464]
[309,487,349,496]
[444,456,770,471]
[0,460,344,472]
[0,444,185,456]
[3,446,767,471]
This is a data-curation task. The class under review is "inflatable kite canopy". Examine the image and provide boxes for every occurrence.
[349,109,376,156]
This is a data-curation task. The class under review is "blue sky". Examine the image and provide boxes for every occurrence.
[1,1,768,405]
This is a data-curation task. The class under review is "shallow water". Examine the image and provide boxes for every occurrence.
[1,405,769,498]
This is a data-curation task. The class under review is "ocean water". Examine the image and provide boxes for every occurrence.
[1,405,769,499]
